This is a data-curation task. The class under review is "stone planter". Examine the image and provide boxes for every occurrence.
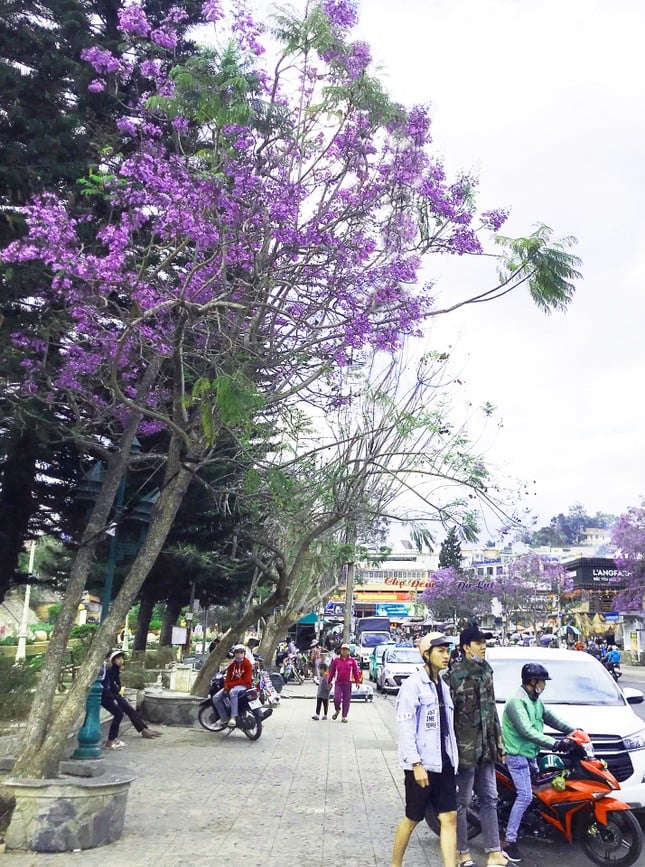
[141,688,201,726]
[4,764,135,852]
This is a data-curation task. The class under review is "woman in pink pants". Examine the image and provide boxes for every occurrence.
[327,643,362,722]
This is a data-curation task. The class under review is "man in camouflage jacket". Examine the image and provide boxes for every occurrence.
[444,626,507,867]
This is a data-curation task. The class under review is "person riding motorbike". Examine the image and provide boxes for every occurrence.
[212,644,253,730]
[501,662,578,863]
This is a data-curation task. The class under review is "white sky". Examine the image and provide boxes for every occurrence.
[349,0,645,530]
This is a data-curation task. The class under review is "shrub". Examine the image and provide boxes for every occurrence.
[0,658,39,720]
[120,665,146,690]
[144,646,176,669]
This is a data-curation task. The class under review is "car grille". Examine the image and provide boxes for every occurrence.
[588,732,634,783]
[394,675,410,686]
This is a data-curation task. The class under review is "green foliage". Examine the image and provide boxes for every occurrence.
[496,224,582,314]
[0,636,18,646]
[47,602,62,624]
[144,646,176,669]
[120,665,145,690]
[149,45,261,128]
[70,623,97,648]
[438,527,463,572]
[0,658,39,720]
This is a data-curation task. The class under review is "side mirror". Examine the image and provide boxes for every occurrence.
[622,687,644,705]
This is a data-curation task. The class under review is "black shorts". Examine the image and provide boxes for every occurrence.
[404,764,457,822]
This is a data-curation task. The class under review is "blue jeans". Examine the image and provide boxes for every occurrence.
[213,685,247,721]
[505,755,537,843]
[456,762,502,854]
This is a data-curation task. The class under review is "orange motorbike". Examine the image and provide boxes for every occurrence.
[426,730,643,866]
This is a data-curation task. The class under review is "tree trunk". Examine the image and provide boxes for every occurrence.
[11,430,194,779]
[192,585,289,695]
[133,588,156,652]
[159,596,183,646]
[258,615,284,667]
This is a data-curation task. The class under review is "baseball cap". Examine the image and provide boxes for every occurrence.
[459,625,493,647]
[418,632,452,655]
[340,642,350,650]
[108,650,124,662]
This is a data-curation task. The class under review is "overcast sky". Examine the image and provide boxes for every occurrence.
[348,0,645,531]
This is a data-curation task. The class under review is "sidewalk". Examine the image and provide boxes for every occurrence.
[0,682,445,867]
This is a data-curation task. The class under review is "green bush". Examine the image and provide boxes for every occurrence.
[0,658,39,720]
[144,646,176,669]
[0,636,18,646]
[120,665,145,690]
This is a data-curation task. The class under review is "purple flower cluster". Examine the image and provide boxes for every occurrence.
[322,0,359,30]
[1,0,506,432]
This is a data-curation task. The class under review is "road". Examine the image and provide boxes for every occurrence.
[376,668,645,867]
[622,666,645,723]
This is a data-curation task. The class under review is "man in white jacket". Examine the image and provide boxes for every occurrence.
[391,632,458,867]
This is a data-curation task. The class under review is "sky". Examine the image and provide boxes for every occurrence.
[346,0,645,532]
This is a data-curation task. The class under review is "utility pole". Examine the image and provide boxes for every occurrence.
[16,540,37,663]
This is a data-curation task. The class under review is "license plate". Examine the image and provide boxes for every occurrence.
[248,699,262,709]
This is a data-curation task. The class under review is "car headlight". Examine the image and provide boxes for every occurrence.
[623,726,645,751]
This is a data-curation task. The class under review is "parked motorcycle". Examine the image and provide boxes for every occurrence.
[425,730,642,866]
[198,671,272,741]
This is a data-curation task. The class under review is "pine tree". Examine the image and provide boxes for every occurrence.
[438,527,463,574]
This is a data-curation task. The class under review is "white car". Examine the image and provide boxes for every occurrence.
[485,646,645,813]
[377,645,422,693]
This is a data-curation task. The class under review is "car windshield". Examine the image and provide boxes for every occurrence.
[489,656,625,706]
[361,633,391,647]
[385,648,422,664]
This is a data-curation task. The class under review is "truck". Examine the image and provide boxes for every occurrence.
[354,616,392,669]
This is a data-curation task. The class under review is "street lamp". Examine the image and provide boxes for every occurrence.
[72,444,157,759]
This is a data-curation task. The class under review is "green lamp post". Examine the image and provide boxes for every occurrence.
[72,442,157,759]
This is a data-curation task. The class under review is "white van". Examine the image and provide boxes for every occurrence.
[486,646,645,813]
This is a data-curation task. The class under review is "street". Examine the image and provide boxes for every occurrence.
[377,666,645,867]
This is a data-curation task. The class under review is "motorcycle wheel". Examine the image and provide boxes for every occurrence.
[269,672,285,693]
[197,704,222,732]
[240,709,262,741]
[425,803,481,840]
[580,809,643,867]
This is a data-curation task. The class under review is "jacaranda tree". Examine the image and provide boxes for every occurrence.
[612,501,645,610]
[1,0,581,778]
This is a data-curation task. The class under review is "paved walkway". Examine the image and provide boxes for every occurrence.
[0,682,444,867]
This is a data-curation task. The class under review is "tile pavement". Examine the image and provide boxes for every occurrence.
[0,682,444,867]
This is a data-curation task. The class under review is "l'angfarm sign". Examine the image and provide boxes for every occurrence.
[565,557,634,590]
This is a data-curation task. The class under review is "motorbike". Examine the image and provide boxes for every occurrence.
[603,658,623,681]
[198,671,273,741]
[425,730,643,867]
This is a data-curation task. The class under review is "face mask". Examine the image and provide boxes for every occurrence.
[470,652,484,664]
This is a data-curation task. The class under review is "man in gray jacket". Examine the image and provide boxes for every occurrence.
[391,633,458,867]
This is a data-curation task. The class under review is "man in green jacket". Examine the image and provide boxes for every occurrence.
[444,625,507,867]
[501,662,576,863]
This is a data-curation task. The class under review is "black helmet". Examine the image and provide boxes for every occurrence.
[521,662,551,683]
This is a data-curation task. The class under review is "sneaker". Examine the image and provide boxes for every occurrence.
[341,717,348,723]
[332,710,340,720]
[212,720,228,731]
[227,718,237,727]
[502,842,523,863]
[312,715,320,720]
[105,741,125,750]
[486,853,509,866]
[321,715,328,720]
